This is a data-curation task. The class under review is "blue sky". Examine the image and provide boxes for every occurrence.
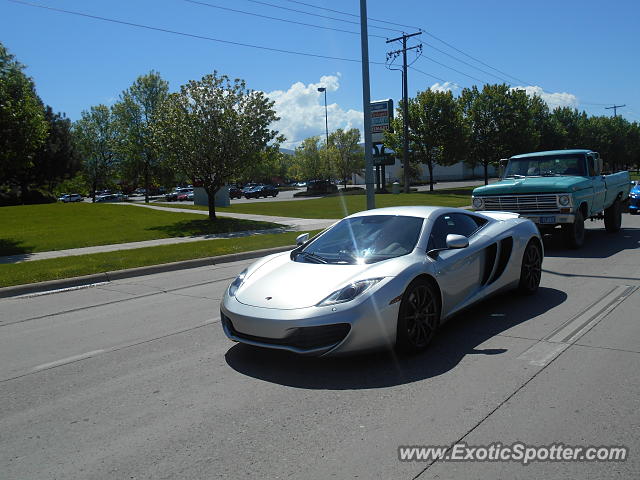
[2,0,639,148]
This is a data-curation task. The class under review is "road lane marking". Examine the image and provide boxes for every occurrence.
[32,350,105,371]
[15,282,110,299]
[517,342,569,366]
[517,285,637,366]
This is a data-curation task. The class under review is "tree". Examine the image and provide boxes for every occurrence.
[112,71,169,202]
[0,42,48,194]
[73,105,119,201]
[290,136,326,182]
[31,106,81,191]
[386,89,464,191]
[328,128,363,189]
[154,72,281,220]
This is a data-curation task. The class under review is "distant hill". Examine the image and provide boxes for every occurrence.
[279,147,295,156]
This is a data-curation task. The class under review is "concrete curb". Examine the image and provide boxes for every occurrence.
[0,245,293,299]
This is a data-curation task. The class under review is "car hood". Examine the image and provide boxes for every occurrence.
[631,185,640,195]
[474,176,592,195]
[235,252,395,309]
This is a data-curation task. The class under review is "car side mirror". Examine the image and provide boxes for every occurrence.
[427,234,469,258]
[296,233,309,246]
[446,234,469,249]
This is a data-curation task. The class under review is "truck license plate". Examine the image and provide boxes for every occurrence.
[539,216,556,224]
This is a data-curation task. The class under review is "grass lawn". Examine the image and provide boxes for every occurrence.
[156,187,473,219]
[631,172,640,181]
[0,203,282,256]
[0,230,321,287]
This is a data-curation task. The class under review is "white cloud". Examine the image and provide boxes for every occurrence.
[512,85,578,110]
[429,82,460,93]
[266,74,363,149]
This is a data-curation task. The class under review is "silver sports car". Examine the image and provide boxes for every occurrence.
[220,206,543,356]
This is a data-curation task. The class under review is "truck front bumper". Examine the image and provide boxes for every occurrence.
[520,213,576,225]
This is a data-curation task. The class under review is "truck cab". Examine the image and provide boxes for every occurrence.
[472,150,631,248]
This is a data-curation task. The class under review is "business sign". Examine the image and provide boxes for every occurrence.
[370,99,393,144]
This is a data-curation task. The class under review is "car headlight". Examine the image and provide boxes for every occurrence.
[228,269,248,297]
[472,197,484,209]
[316,278,383,306]
[558,194,570,206]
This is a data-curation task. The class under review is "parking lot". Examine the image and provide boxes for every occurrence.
[1,214,639,479]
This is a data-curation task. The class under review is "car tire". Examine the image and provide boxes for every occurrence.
[396,278,440,354]
[517,240,542,295]
[562,209,585,249]
[604,198,622,233]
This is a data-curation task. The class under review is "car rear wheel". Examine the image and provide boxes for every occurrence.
[396,278,440,354]
[562,210,585,249]
[604,198,622,232]
[518,241,542,295]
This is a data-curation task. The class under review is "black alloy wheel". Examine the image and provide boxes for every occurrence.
[396,279,440,353]
[518,241,542,295]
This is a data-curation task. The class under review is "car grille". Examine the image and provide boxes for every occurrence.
[221,313,350,350]
[480,194,559,212]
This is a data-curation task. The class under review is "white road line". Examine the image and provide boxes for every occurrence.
[32,350,105,371]
[517,342,569,366]
[517,285,637,366]
[15,282,110,299]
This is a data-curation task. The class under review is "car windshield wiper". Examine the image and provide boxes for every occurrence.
[295,251,328,264]
[540,172,560,177]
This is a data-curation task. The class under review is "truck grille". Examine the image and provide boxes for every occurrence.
[481,194,559,212]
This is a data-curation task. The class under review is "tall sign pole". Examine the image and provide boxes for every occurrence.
[360,0,375,210]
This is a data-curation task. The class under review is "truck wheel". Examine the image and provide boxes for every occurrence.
[604,198,622,233]
[562,210,585,249]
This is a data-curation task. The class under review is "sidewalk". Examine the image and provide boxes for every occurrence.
[0,204,337,265]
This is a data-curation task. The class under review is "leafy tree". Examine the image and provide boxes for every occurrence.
[73,105,119,201]
[154,72,281,220]
[290,136,327,182]
[328,128,363,189]
[386,89,464,190]
[112,71,169,202]
[0,42,48,195]
[31,106,81,190]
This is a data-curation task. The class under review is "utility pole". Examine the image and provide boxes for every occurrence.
[387,31,421,193]
[360,0,375,210]
[605,104,626,117]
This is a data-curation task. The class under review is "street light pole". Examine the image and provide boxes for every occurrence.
[318,87,330,181]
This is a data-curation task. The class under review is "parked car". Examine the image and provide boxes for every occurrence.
[472,149,631,248]
[177,188,194,201]
[220,206,543,356]
[244,185,278,199]
[229,186,243,199]
[95,193,127,203]
[629,180,640,215]
[307,179,338,194]
[58,193,83,203]
[165,187,191,202]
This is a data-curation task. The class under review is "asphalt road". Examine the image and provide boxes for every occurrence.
[2,214,639,479]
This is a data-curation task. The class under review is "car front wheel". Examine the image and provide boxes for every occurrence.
[396,278,440,354]
[518,241,542,295]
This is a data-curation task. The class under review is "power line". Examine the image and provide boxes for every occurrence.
[184,0,386,39]
[241,0,404,33]
[271,0,531,85]
[418,55,490,85]
[605,104,626,117]
[281,0,423,31]
[9,0,390,65]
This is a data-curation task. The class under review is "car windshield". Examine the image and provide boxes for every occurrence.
[504,154,586,178]
[297,215,424,264]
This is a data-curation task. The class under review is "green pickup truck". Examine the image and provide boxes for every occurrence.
[471,149,631,248]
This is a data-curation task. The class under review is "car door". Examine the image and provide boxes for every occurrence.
[588,154,606,213]
[427,213,486,315]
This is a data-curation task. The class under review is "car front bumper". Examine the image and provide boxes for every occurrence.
[220,282,401,356]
